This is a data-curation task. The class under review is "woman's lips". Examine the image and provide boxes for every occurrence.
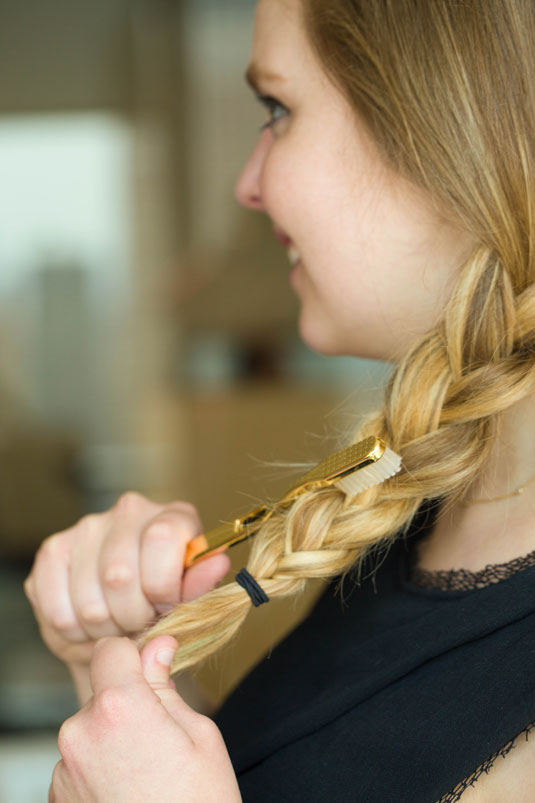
[273,228,292,248]
[273,228,302,268]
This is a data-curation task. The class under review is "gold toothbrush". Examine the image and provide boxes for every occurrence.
[184,436,401,568]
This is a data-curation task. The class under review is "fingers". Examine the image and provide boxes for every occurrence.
[68,515,120,642]
[98,493,160,632]
[181,552,231,603]
[89,636,143,696]
[90,636,196,735]
[139,503,203,612]
[26,532,87,644]
[26,489,222,674]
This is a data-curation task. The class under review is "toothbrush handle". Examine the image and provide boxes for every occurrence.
[184,505,270,568]
[184,494,303,568]
[184,524,236,568]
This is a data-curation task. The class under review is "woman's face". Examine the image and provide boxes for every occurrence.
[235,0,474,361]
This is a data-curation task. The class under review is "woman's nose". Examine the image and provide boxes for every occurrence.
[234,130,270,212]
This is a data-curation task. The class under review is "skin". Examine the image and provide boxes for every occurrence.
[23,0,535,799]
[236,0,474,361]
[25,492,231,705]
[236,0,535,571]
[49,636,241,803]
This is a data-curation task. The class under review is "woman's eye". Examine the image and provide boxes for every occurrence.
[257,95,289,131]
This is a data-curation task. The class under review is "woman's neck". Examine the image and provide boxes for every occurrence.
[416,391,535,572]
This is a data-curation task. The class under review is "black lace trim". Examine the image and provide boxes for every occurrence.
[434,722,535,802]
[410,549,535,591]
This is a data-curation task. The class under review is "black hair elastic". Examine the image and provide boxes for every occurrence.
[235,568,269,607]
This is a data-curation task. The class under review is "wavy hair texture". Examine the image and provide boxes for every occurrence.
[140,0,535,674]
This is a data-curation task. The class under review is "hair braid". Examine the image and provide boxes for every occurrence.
[140,254,535,675]
[141,0,535,675]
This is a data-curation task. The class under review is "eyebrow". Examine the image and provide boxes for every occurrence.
[245,63,286,92]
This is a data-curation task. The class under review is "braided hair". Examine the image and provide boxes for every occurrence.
[140,0,535,673]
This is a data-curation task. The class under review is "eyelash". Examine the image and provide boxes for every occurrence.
[257,95,289,131]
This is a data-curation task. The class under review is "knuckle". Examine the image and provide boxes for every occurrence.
[192,714,222,744]
[94,687,129,724]
[144,519,174,540]
[57,716,77,758]
[103,561,134,590]
[78,601,109,625]
[114,491,146,514]
[143,518,179,546]
[38,533,64,560]
[146,512,198,544]
[49,608,78,633]
[172,501,202,527]
[64,514,100,543]
[174,501,199,519]
[77,513,98,531]
[23,576,35,602]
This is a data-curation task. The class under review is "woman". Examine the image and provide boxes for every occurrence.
[25,0,535,800]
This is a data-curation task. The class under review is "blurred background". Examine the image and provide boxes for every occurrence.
[0,0,391,798]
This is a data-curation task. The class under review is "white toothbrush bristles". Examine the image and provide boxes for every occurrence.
[336,446,402,497]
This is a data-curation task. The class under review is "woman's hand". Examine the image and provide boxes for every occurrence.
[49,636,242,803]
[24,493,230,669]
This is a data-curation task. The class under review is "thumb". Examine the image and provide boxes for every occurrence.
[140,636,198,727]
[140,635,178,693]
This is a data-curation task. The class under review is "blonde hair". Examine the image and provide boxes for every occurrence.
[141,0,535,673]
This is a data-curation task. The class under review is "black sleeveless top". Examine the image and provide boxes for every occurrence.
[214,503,535,802]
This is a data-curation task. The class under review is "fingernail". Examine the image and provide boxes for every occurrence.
[156,647,175,667]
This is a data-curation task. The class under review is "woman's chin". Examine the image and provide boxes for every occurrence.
[297,313,393,362]
[297,314,344,356]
